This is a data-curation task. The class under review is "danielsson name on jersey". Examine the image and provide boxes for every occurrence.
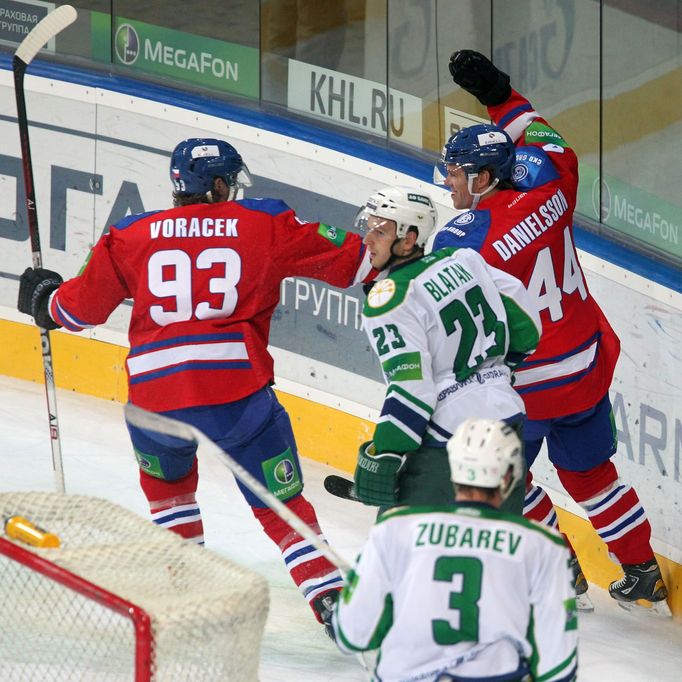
[363,247,541,455]
[433,90,620,420]
[49,198,375,412]
[334,505,578,682]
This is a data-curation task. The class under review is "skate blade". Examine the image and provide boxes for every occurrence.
[616,598,672,618]
[576,592,594,613]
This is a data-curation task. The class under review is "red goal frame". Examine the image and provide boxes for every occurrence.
[0,536,153,681]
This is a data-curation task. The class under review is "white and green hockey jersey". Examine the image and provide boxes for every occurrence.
[333,504,578,682]
[363,247,541,453]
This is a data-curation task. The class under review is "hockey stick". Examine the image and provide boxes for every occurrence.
[324,474,361,502]
[124,403,351,574]
[13,5,78,494]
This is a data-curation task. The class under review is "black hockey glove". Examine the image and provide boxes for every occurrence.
[17,267,63,330]
[449,49,511,106]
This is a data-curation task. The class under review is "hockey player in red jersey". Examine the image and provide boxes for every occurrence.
[432,50,668,610]
[17,137,377,636]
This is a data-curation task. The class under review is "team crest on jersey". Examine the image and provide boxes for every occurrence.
[367,279,396,307]
[454,212,475,225]
[512,163,529,182]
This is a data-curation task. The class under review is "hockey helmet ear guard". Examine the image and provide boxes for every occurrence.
[354,186,437,249]
[170,138,253,198]
[434,123,515,185]
[447,418,523,501]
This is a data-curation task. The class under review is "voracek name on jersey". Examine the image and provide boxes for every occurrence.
[150,217,239,239]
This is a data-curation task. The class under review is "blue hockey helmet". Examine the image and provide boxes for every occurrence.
[434,123,515,184]
[170,138,252,198]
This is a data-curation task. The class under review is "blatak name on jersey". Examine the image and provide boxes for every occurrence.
[149,217,239,239]
[492,188,569,261]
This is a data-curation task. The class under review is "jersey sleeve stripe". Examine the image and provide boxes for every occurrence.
[379,395,429,432]
[374,418,422,452]
[387,383,434,416]
[502,109,540,143]
[51,298,96,331]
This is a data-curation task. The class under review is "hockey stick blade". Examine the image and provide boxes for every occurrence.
[324,475,360,502]
[124,403,351,573]
[14,5,77,67]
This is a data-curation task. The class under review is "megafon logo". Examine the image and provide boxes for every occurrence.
[115,24,140,65]
[274,458,295,485]
[591,177,611,221]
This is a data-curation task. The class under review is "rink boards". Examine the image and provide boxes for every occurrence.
[0,62,680,616]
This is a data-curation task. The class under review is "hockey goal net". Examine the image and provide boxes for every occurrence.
[0,491,269,681]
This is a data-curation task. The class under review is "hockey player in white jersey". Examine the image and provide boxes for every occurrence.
[333,418,578,682]
[351,187,541,512]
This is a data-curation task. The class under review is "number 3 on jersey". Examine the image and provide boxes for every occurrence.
[147,248,241,325]
[526,227,587,322]
[432,556,482,644]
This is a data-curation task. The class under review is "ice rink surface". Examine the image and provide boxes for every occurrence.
[1,375,680,680]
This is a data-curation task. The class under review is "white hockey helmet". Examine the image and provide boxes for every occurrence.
[354,186,437,248]
[447,418,523,501]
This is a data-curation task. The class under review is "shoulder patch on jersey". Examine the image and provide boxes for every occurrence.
[512,162,530,183]
[364,254,451,317]
[524,121,567,147]
[317,223,347,247]
[453,211,475,225]
[367,278,397,308]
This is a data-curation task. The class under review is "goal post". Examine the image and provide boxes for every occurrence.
[0,492,269,681]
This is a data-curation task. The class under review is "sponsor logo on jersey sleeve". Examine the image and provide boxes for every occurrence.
[525,122,567,147]
[317,223,347,247]
[381,351,423,381]
[367,279,396,307]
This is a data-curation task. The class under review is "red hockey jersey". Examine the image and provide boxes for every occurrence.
[50,198,375,411]
[433,90,620,419]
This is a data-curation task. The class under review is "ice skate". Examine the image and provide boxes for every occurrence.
[609,559,671,617]
[313,590,340,641]
[569,556,594,613]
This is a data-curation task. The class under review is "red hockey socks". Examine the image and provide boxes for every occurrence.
[139,459,205,544]
[252,494,343,621]
[558,462,655,565]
